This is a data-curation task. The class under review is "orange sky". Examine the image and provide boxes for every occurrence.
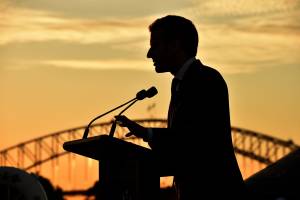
[1,0,300,150]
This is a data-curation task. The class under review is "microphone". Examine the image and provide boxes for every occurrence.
[82,86,158,139]
[108,86,158,137]
[146,86,158,98]
[136,89,147,100]
[136,86,158,100]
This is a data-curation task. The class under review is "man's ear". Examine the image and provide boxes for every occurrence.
[167,39,181,53]
[173,39,181,50]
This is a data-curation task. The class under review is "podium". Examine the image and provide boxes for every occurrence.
[63,135,159,200]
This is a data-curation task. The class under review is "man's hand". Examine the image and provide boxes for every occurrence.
[114,115,148,139]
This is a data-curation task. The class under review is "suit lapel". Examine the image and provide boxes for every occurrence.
[167,60,203,128]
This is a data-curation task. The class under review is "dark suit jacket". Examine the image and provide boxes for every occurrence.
[149,60,246,199]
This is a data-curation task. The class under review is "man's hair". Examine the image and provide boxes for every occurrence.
[149,15,198,57]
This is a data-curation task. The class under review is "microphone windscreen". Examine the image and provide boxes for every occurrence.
[146,86,158,98]
[136,89,147,100]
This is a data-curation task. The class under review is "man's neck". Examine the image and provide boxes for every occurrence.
[171,57,196,78]
[171,56,191,75]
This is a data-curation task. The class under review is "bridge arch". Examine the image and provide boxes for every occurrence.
[1,119,299,174]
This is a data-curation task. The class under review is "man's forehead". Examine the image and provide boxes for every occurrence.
[150,30,164,44]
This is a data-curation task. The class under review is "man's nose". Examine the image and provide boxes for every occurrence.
[147,48,152,58]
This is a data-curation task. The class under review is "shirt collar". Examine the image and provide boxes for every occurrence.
[174,57,196,81]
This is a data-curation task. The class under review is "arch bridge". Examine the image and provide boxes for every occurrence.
[1,119,299,190]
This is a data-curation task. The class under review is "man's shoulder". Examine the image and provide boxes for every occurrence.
[192,60,224,80]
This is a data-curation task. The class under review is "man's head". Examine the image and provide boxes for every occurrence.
[147,15,198,74]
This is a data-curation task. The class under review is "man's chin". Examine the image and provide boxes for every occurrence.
[154,66,168,73]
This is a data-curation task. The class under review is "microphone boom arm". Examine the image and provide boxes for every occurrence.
[108,99,138,137]
[82,86,158,139]
[82,97,136,139]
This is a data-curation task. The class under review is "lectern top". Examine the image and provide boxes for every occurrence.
[63,135,153,161]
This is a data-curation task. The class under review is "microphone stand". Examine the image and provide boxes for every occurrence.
[108,99,138,138]
[82,86,157,139]
[82,98,137,139]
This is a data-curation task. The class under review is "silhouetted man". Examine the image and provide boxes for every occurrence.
[116,15,246,200]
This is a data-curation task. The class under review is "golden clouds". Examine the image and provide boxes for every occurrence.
[1,1,299,75]
[0,7,150,45]
[42,59,152,70]
[190,0,300,17]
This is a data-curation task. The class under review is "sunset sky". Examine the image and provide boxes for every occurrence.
[1,0,300,152]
